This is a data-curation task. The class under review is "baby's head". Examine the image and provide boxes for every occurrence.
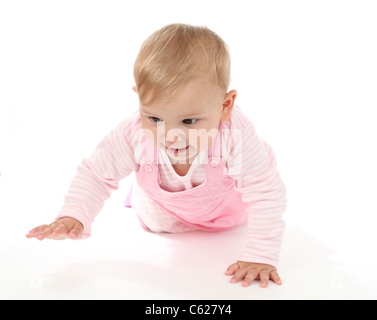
[133,23,237,163]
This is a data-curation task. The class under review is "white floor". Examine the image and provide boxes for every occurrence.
[1,193,376,300]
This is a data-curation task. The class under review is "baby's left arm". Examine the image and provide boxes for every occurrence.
[225,123,287,287]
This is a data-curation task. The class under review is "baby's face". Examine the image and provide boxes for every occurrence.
[138,79,227,164]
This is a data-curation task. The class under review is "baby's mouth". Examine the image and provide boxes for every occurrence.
[166,145,189,154]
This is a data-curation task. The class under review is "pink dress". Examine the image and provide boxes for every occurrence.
[124,120,249,231]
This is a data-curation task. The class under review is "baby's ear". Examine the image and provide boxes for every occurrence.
[132,86,137,93]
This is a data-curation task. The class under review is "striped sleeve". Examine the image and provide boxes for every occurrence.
[225,121,287,268]
[55,117,140,238]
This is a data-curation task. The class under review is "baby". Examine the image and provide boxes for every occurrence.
[26,23,287,288]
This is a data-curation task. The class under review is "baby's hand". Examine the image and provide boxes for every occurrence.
[26,217,83,240]
[225,261,282,288]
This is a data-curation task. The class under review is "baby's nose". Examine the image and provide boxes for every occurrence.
[165,131,186,144]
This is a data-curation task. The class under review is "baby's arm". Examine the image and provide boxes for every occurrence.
[224,122,287,287]
[26,116,139,240]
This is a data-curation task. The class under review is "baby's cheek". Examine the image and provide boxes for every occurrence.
[189,132,208,152]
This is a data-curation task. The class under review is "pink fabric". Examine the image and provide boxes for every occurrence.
[124,185,150,231]
[127,121,249,231]
[124,184,133,208]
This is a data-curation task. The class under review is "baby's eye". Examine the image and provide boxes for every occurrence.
[182,119,198,125]
[149,117,163,123]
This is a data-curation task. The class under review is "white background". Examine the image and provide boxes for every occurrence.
[1,0,376,299]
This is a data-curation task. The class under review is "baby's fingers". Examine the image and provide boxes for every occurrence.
[270,270,282,286]
[225,263,239,276]
[68,225,82,239]
[259,269,270,288]
[242,269,259,287]
[47,224,70,240]
[38,222,62,240]
[230,268,248,284]
[26,225,50,239]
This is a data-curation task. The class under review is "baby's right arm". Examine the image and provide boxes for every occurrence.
[26,217,83,240]
[26,115,139,241]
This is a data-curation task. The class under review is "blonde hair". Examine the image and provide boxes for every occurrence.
[133,23,231,106]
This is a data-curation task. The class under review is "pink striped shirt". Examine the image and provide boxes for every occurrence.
[56,106,287,268]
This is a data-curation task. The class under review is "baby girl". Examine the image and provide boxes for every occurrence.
[26,23,287,288]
